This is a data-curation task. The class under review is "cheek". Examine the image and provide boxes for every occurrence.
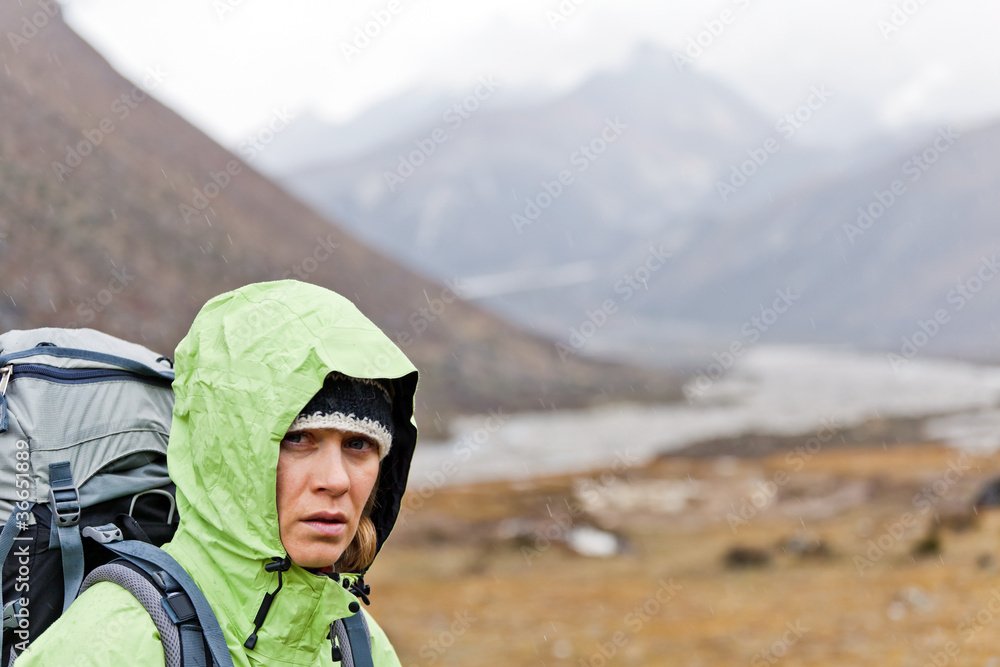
[352,461,380,508]
[275,454,297,522]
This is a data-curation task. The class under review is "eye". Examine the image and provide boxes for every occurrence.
[281,431,308,446]
[344,436,374,452]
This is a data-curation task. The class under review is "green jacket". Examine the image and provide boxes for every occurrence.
[19,281,419,666]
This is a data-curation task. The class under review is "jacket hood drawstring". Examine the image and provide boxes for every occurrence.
[348,574,371,607]
[322,571,369,607]
[243,556,292,650]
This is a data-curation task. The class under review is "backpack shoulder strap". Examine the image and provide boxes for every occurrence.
[82,528,234,667]
[331,612,374,667]
[80,563,184,667]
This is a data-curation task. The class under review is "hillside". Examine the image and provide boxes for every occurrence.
[0,1,680,435]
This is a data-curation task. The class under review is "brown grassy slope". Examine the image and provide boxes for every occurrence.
[0,2,680,434]
[375,443,1000,665]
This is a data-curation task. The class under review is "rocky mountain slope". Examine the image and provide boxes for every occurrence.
[0,1,680,436]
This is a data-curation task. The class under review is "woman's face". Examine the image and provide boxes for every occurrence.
[275,427,380,569]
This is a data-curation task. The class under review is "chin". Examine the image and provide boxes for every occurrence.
[291,544,345,570]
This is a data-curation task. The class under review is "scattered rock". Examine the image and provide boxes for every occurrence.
[777,533,832,559]
[495,518,629,558]
[724,546,771,569]
[895,586,936,613]
[886,601,907,621]
[566,525,624,558]
[911,529,941,558]
[932,503,978,533]
[974,477,1000,509]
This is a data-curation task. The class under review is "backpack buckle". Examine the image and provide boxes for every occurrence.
[82,524,123,544]
[161,591,197,624]
[2,599,23,630]
[49,483,81,527]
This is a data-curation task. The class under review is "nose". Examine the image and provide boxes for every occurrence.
[310,433,351,495]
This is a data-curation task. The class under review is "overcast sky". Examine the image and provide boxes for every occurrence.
[61,0,1000,148]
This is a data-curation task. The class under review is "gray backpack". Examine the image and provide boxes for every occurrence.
[0,328,374,667]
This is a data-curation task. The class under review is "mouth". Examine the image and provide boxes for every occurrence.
[302,512,348,537]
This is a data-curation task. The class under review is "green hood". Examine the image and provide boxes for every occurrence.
[163,280,418,663]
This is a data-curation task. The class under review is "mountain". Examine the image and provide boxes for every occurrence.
[258,88,459,174]
[625,120,1000,361]
[261,43,813,280]
[0,1,680,437]
[258,39,993,364]
[526,120,999,365]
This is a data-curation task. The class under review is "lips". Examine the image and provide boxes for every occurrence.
[302,511,348,537]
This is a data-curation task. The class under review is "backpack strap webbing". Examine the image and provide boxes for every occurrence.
[96,539,234,667]
[48,462,83,613]
[331,612,374,667]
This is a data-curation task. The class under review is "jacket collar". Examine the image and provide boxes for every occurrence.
[165,527,363,663]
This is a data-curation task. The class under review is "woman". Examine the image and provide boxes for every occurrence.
[18,280,419,665]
